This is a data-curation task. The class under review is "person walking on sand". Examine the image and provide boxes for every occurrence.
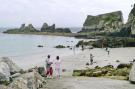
[45,55,53,78]
[90,54,94,65]
[55,56,61,78]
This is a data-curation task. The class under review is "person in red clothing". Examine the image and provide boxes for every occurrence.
[45,55,53,78]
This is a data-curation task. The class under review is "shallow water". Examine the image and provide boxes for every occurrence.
[0,33,83,68]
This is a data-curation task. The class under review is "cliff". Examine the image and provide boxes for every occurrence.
[81,11,123,33]
[125,4,135,35]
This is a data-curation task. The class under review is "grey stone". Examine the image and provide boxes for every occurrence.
[0,57,21,72]
[129,62,135,83]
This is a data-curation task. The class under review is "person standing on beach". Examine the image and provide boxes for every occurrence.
[55,56,61,78]
[45,55,53,78]
[90,54,94,65]
[107,50,110,55]
[81,45,84,51]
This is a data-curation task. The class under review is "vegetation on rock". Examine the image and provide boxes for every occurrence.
[73,63,132,80]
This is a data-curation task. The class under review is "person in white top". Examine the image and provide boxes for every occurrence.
[55,56,61,78]
[45,55,53,78]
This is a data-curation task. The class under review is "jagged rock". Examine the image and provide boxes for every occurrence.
[4,23,38,33]
[80,11,123,33]
[41,23,71,33]
[0,61,10,81]
[41,23,49,32]
[19,23,25,31]
[22,24,38,32]
[125,4,135,35]
[41,23,55,32]
[129,62,135,83]
[0,57,21,82]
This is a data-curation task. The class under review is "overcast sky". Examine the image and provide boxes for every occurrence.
[0,0,134,27]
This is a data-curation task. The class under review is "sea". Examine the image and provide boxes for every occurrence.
[0,27,83,69]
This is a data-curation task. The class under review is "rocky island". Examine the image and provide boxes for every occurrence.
[3,23,72,37]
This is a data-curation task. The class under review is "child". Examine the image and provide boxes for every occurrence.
[55,56,61,78]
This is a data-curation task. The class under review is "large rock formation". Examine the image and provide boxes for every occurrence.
[41,23,71,33]
[20,24,38,32]
[129,62,135,83]
[125,4,135,35]
[80,11,123,33]
[19,23,25,31]
[41,23,55,32]
[41,23,49,32]
[4,23,38,33]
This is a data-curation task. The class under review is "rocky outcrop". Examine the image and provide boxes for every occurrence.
[125,4,135,35]
[41,23,71,33]
[4,24,38,33]
[0,62,10,82]
[80,11,123,33]
[20,24,38,32]
[41,23,55,32]
[0,57,21,82]
[19,23,25,31]
[0,57,21,72]
[129,62,135,83]
[41,23,49,32]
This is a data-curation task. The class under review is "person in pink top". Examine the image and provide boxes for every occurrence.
[55,56,61,78]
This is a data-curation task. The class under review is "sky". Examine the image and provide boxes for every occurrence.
[0,0,134,27]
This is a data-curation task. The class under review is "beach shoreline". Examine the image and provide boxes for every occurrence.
[9,47,135,76]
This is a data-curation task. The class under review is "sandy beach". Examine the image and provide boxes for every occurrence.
[43,47,135,89]
[60,47,135,76]
[16,47,135,75]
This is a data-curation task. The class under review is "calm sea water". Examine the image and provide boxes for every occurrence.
[0,33,83,68]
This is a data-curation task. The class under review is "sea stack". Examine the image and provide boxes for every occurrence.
[80,11,123,33]
[41,23,49,32]
[40,23,55,32]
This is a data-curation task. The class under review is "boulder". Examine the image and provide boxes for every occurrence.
[0,62,10,81]
[0,57,21,82]
[129,62,135,83]
[80,11,123,33]
[0,57,21,72]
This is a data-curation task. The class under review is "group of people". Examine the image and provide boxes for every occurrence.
[45,55,61,78]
